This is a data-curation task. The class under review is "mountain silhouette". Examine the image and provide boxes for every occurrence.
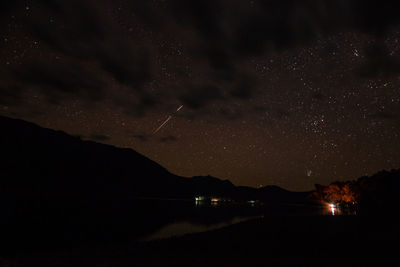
[0,115,307,200]
[0,115,239,200]
[0,115,310,222]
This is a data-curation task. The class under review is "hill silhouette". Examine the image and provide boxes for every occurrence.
[0,115,236,200]
[0,115,306,206]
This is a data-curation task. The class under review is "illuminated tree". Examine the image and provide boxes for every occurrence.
[311,181,358,205]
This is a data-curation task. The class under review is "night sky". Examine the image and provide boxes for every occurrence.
[1,1,400,191]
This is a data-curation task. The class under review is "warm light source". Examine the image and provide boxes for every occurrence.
[195,196,205,201]
[330,203,335,215]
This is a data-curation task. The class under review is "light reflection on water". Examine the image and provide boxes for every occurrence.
[138,201,353,242]
[330,204,336,215]
[140,216,261,242]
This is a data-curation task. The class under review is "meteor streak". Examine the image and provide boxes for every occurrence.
[152,105,183,134]
[153,116,172,134]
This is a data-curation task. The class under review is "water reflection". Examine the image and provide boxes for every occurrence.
[132,200,354,243]
[138,201,333,242]
[330,203,336,215]
[140,216,261,242]
[194,196,234,207]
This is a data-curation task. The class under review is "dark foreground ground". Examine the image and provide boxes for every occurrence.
[1,215,398,267]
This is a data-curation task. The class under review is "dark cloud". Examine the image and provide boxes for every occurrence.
[167,0,400,114]
[351,0,400,35]
[6,0,155,114]
[357,44,400,77]
[132,134,149,142]
[218,108,243,120]
[89,134,110,141]
[179,85,223,109]
[3,0,400,118]
[13,58,105,101]
[232,2,339,56]
[0,85,22,106]
[26,0,107,59]
[126,2,167,30]
[230,74,256,99]
[169,0,224,41]
[159,135,178,143]
[231,1,400,57]
[98,41,152,88]
[207,48,236,82]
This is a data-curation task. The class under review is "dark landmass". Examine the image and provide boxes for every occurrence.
[0,115,307,202]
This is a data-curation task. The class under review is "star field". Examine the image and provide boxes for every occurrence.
[1,0,400,190]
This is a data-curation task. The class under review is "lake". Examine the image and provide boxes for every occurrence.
[140,215,262,241]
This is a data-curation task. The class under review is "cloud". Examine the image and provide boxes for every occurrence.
[179,85,224,109]
[132,134,149,142]
[159,135,178,143]
[3,0,400,118]
[218,107,243,120]
[357,43,400,77]
[0,85,22,106]
[1,0,157,115]
[229,74,256,99]
[89,134,110,141]
[13,58,105,102]
[169,0,224,41]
